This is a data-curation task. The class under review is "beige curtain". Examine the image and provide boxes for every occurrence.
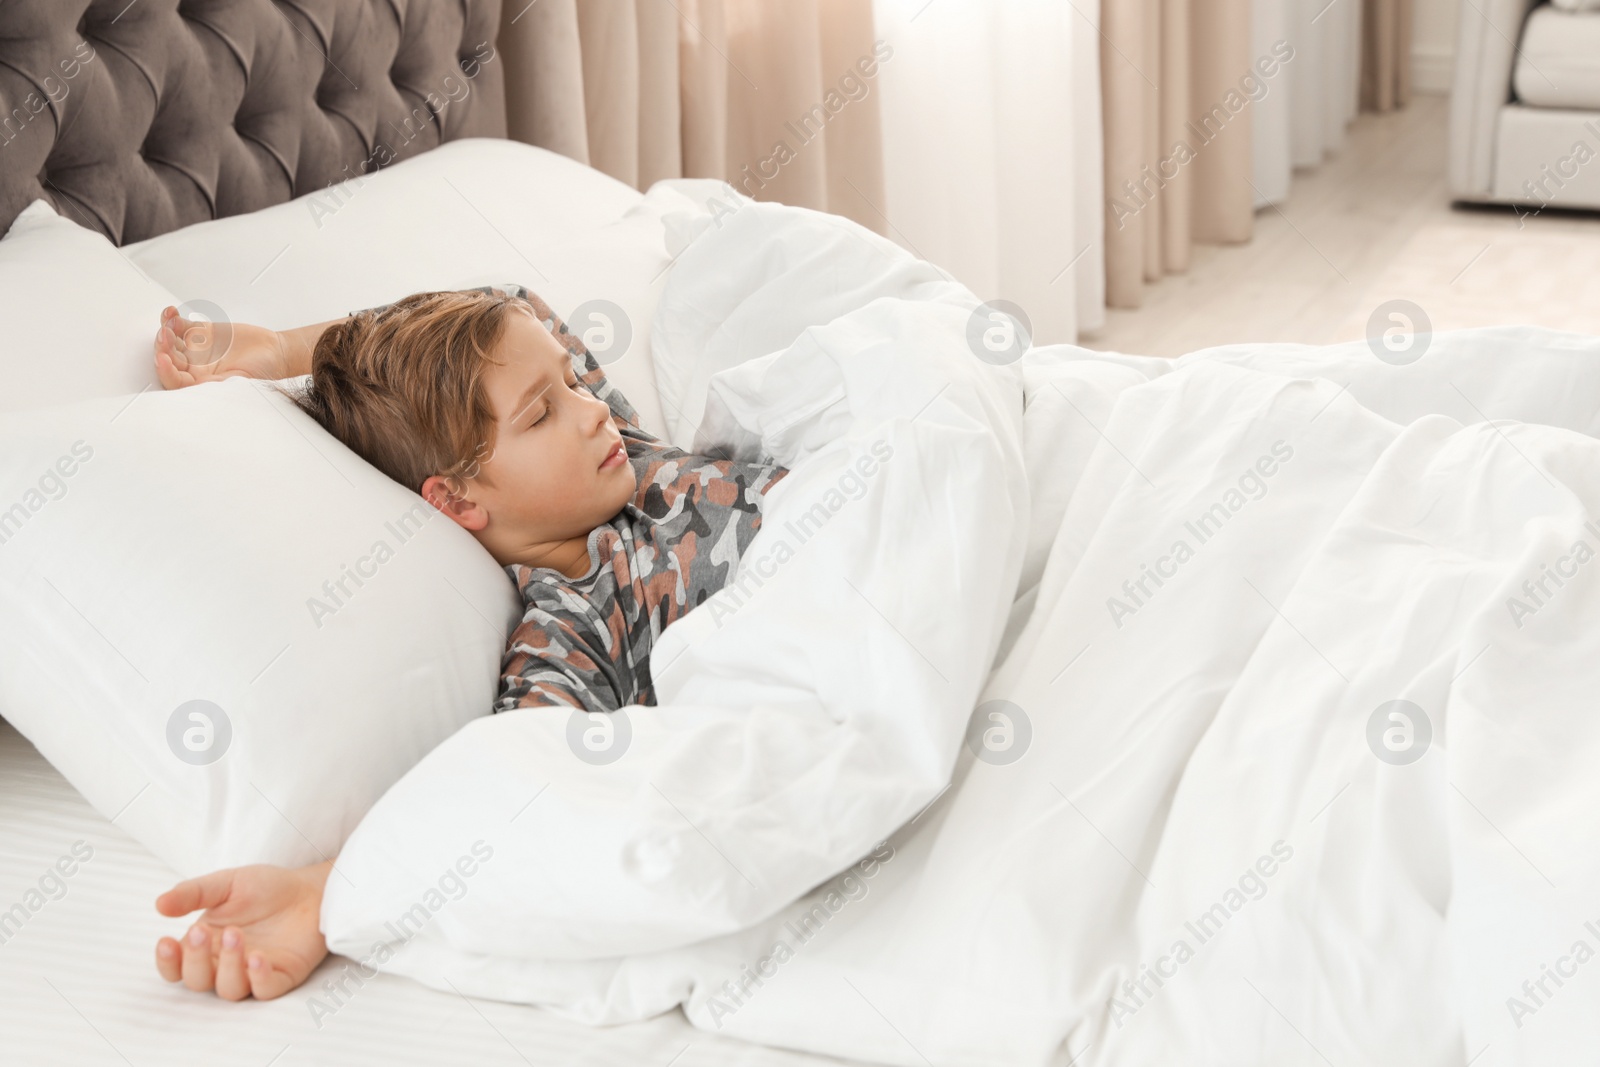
[1360,0,1413,113]
[1101,0,1256,310]
[496,0,887,236]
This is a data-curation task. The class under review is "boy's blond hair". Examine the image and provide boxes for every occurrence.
[295,289,520,493]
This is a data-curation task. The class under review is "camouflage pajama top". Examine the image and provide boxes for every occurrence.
[352,282,791,715]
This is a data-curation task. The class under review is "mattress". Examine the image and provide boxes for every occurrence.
[1513,4,1600,110]
[0,137,865,1067]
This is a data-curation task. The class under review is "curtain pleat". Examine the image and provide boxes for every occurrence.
[1074,1,1108,337]
[576,0,641,187]
[678,0,730,181]
[816,0,887,232]
[723,3,830,211]
[720,0,887,232]
[1102,0,1147,308]
[872,0,1095,345]
[1360,0,1413,113]
[1258,0,1415,217]
[1102,0,1254,309]
[636,0,683,189]
[496,0,590,165]
[1251,0,1292,208]
[1191,5,1255,245]
[1160,0,1190,275]
[1141,0,1163,282]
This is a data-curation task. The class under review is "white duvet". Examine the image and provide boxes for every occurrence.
[323,191,1600,1067]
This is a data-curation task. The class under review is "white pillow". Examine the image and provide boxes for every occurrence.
[0,378,520,877]
[1550,0,1600,12]
[123,138,679,441]
[123,139,643,325]
[0,198,164,413]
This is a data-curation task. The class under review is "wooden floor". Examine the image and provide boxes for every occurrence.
[1079,92,1600,357]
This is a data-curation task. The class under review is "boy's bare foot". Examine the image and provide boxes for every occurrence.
[154,861,332,1000]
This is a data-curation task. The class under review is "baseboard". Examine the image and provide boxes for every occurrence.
[1412,44,1454,94]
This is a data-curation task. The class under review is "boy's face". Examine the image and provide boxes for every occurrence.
[429,306,636,571]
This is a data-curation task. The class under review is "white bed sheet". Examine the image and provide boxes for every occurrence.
[0,718,862,1067]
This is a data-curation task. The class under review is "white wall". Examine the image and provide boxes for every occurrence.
[1413,0,1458,93]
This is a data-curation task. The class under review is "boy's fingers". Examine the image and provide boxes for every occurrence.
[157,869,235,917]
[155,937,183,983]
[246,953,300,1001]
[154,350,195,391]
[180,924,217,992]
[214,927,251,1001]
[178,325,210,360]
[159,325,191,367]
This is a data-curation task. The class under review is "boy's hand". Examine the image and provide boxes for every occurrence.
[153,305,294,389]
[155,861,333,1000]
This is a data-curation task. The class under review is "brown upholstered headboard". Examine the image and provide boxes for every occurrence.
[0,0,506,245]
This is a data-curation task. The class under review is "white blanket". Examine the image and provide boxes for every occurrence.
[323,192,1600,1067]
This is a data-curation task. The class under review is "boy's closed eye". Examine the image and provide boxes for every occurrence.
[520,369,583,429]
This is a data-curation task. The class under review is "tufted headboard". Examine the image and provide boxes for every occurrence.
[0,0,506,245]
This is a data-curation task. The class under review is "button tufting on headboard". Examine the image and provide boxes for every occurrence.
[0,0,507,245]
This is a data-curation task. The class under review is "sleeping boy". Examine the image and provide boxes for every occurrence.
[146,283,790,1000]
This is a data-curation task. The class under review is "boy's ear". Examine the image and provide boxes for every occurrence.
[420,474,489,532]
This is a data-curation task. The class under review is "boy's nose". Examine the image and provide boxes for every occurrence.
[587,391,613,426]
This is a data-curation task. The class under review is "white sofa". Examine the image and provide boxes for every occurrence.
[1450,0,1600,209]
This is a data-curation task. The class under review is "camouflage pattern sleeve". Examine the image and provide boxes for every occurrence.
[495,602,624,716]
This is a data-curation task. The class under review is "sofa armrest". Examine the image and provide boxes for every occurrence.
[1450,0,1543,198]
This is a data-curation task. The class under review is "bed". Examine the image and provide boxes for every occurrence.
[5,5,1600,1067]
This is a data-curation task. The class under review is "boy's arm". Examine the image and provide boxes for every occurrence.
[154,306,346,388]
[277,318,348,376]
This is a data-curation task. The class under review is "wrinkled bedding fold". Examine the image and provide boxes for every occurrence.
[328,188,1600,1067]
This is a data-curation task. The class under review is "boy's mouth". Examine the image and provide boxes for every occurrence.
[599,439,627,470]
